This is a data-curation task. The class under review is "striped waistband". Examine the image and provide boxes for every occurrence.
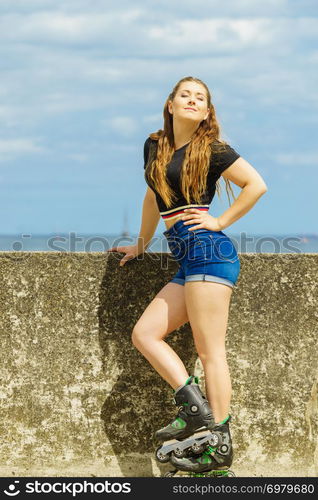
[160,204,210,220]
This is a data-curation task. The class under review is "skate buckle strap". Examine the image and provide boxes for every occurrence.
[171,417,187,429]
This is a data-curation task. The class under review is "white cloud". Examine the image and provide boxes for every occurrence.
[0,138,45,154]
[0,3,316,158]
[107,116,139,138]
[149,18,275,50]
[0,0,292,17]
[0,138,46,163]
[0,7,316,54]
[0,9,145,45]
[0,105,23,128]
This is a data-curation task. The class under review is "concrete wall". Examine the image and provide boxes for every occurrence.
[0,251,317,477]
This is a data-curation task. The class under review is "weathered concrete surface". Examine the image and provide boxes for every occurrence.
[0,251,317,477]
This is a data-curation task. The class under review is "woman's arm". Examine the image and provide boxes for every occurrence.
[217,157,268,230]
[136,186,161,253]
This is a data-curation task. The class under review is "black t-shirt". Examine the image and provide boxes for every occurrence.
[143,137,240,221]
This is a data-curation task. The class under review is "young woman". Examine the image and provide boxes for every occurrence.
[108,76,267,474]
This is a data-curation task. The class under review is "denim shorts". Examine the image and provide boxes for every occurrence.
[163,219,240,289]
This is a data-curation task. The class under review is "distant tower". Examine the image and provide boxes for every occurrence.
[121,207,129,237]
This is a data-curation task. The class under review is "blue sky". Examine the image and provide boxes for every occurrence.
[0,0,317,236]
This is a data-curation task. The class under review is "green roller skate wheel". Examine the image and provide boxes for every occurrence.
[189,468,235,478]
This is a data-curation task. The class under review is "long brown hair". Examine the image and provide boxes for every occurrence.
[144,76,236,208]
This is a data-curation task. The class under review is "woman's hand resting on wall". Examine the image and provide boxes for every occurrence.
[107,244,143,267]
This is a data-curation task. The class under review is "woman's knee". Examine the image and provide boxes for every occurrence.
[198,349,227,366]
[131,327,144,347]
[131,326,155,348]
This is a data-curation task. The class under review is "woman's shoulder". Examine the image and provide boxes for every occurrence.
[210,138,231,150]
[209,138,240,174]
[143,136,160,168]
[144,136,158,153]
[210,138,239,156]
[144,135,160,145]
[144,136,155,145]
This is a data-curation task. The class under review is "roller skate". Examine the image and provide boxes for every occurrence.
[155,375,216,464]
[164,415,236,477]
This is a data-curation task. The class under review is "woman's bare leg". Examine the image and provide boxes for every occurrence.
[184,281,233,423]
[131,282,189,389]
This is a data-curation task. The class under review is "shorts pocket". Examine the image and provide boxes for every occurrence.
[208,234,239,264]
[167,237,188,260]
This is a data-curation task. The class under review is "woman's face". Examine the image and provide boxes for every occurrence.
[168,81,210,124]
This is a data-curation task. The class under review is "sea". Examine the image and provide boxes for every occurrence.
[0,232,317,254]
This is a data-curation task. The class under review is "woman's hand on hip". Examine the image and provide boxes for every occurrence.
[181,208,223,231]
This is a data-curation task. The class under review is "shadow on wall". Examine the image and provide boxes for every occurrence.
[97,252,198,477]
